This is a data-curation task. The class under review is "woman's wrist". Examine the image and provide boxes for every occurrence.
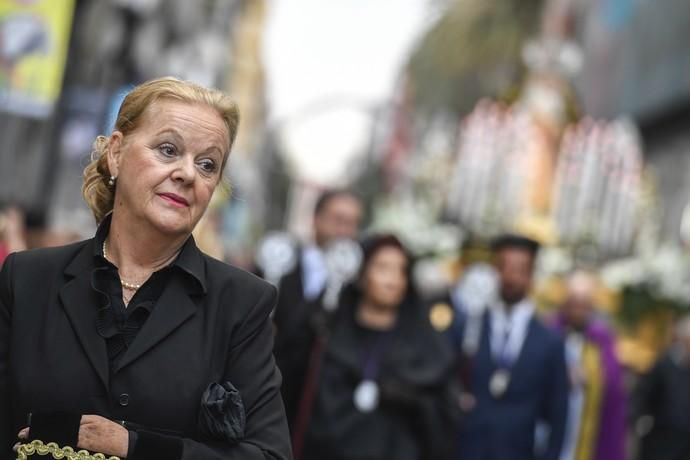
[127,430,138,458]
[128,430,183,460]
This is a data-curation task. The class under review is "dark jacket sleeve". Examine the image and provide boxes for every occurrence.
[0,254,14,459]
[542,337,569,460]
[129,285,292,460]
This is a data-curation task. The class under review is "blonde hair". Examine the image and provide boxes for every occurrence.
[82,77,240,223]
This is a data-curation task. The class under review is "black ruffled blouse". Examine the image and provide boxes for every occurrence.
[92,217,175,371]
[90,215,200,456]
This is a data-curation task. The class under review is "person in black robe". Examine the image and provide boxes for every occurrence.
[295,234,458,460]
[632,314,690,460]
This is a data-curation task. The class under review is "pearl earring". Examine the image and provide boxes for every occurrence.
[108,175,116,187]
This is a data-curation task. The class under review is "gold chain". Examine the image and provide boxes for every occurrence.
[16,440,121,460]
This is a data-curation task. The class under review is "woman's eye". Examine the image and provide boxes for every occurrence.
[159,144,176,157]
[197,159,217,174]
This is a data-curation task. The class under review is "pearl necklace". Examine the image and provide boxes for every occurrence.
[102,240,143,290]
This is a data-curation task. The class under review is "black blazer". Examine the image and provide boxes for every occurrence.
[0,237,292,459]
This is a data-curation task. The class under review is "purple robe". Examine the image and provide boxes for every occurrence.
[552,314,627,460]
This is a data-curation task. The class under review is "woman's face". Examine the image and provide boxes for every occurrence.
[362,246,409,310]
[107,99,229,237]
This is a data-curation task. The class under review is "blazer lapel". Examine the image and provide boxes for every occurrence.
[59,241,110,391]
[477,312,496,373]
[114,277,199,373]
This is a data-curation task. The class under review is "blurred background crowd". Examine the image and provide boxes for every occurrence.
[2,0,690,459]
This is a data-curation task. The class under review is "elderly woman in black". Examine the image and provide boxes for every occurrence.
[294,234,457,460]
[0,77,291,459]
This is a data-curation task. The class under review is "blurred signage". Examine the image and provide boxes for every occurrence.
[0,0,75,118]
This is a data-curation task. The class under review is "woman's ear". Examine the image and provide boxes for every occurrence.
[106,131,124,178]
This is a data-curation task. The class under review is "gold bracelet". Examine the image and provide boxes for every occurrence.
[16,440,121,460]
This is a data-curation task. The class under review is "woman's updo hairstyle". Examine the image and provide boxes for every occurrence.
[82,77,240,223]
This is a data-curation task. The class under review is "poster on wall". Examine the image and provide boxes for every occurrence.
[0,0,75,118]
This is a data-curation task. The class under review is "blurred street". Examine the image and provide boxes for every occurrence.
[2,1,690,459]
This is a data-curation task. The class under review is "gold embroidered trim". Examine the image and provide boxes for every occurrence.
[16,440,121,460]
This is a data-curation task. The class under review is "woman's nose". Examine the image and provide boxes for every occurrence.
[171,157,195,183]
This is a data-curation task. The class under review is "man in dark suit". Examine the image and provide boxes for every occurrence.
[453,235,569,460]
[632,314,690,460]
[272,190,364,430]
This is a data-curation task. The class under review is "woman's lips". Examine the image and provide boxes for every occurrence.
[159,193,190,207]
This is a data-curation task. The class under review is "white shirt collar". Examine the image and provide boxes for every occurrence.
[301,245,328,301]
[489,298,534,364]
[491,298,534,327]
[302,244,324,264]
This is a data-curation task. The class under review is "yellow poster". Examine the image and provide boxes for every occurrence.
[0,0,75,118]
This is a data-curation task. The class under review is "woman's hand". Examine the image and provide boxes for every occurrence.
[15,415,129,458]
[77,415,129,458]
